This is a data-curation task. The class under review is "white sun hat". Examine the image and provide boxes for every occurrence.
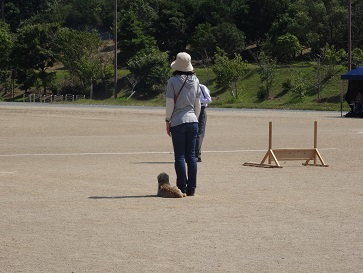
[170,52,194,72]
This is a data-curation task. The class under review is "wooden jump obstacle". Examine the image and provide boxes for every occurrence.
[243,121,328,168]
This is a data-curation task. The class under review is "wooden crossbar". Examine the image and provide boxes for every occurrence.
[243,121,328,168]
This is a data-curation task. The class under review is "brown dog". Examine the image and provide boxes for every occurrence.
[157,172,184,198]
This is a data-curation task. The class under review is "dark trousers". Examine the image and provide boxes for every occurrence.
[170,122,198,193]
[196,106,207,158]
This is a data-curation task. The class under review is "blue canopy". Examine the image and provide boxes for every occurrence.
[341,66,363,80]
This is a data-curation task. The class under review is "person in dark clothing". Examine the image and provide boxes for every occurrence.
[196,84,212,162]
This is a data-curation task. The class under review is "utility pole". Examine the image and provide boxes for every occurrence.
[11,69,16,98]
[348,0,352,71]
[1,0,4,21]
[113,0,118,99]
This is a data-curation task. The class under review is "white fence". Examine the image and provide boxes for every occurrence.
[23,94,86,103]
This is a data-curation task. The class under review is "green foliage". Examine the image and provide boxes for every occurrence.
[2,0,361,60]
[56,28,102,64]
[15,69,38,92]
[0,22,13,70]
[126,48,169,95]
[212,48,247,99]
[56,28,113,95]
[238,0,289,44]
[1,0,361,107]
[274,33,301,62]
[11,23,60,94]
[256,51,276,100]
[290,68,309,98]
[321,44,346,67]
[273,0,347,52]
[190,23,216,61]
[352,48,363,69]
[119,0,158,30]
[214,22,245,57]
[63,0,108,30]
[190,21,245,61]
[3,0,60,31]
[153,2,187,54]
[196,0,248,26]
[118,11,157,65]
[307,44,346,99]
[281,79,293,94]
[352,0,363,51]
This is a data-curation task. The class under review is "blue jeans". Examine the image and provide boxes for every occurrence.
[170,122,198,194]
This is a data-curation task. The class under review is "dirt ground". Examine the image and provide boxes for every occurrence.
[0,102,362,273]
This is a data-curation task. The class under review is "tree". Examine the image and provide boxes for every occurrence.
[63,0,110,31]
[352,0,363,49]
[12,69,38,93]
[119,0,158,30]
[126,48,169,96]
[256,51,276,100]
[321,44,346,71]
[190,22,245,61]
[311,44,346,99]
[212,48,247,99]
[240,0,290,45]
[273,0,347,52]
[153,1,187,55]
[214,22,246,57]
[118,11,157,66]
[0,22,13,94]
[352,48,363,69]
[285,68,309,98]
[274,33,301,63]
[56,28,113,95]
[11,23,60,94]
[3,0,59,31]
[196,0,248,26]
[190,22,216,64]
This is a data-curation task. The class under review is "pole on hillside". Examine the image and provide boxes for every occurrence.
[348,0,352,71]
[113,0,118,99]
[1,0,4,21]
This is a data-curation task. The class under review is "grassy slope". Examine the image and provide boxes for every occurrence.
[109,62,349,111]
[4,62,350,112]
[193,63,347,111]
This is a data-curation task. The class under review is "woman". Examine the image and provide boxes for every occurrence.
[165,52,201,196]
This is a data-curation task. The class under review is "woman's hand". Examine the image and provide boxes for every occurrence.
[166,122,171,137]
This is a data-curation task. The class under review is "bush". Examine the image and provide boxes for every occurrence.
[273,33,301,63]
[282,79,293,93]
[126,48,169,96]
[352,48,363,69]
[257,85,268,101]
[212,48,247,99]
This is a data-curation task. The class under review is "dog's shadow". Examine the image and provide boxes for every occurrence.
[89,195,157,199]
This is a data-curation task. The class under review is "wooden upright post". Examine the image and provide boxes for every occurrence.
[268,121,272,164]
[314,121,317,165]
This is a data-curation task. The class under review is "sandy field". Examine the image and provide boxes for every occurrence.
[0,102,362,273]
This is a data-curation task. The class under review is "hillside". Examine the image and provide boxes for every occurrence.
[111,63,349,112]
[2,62,350,113]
